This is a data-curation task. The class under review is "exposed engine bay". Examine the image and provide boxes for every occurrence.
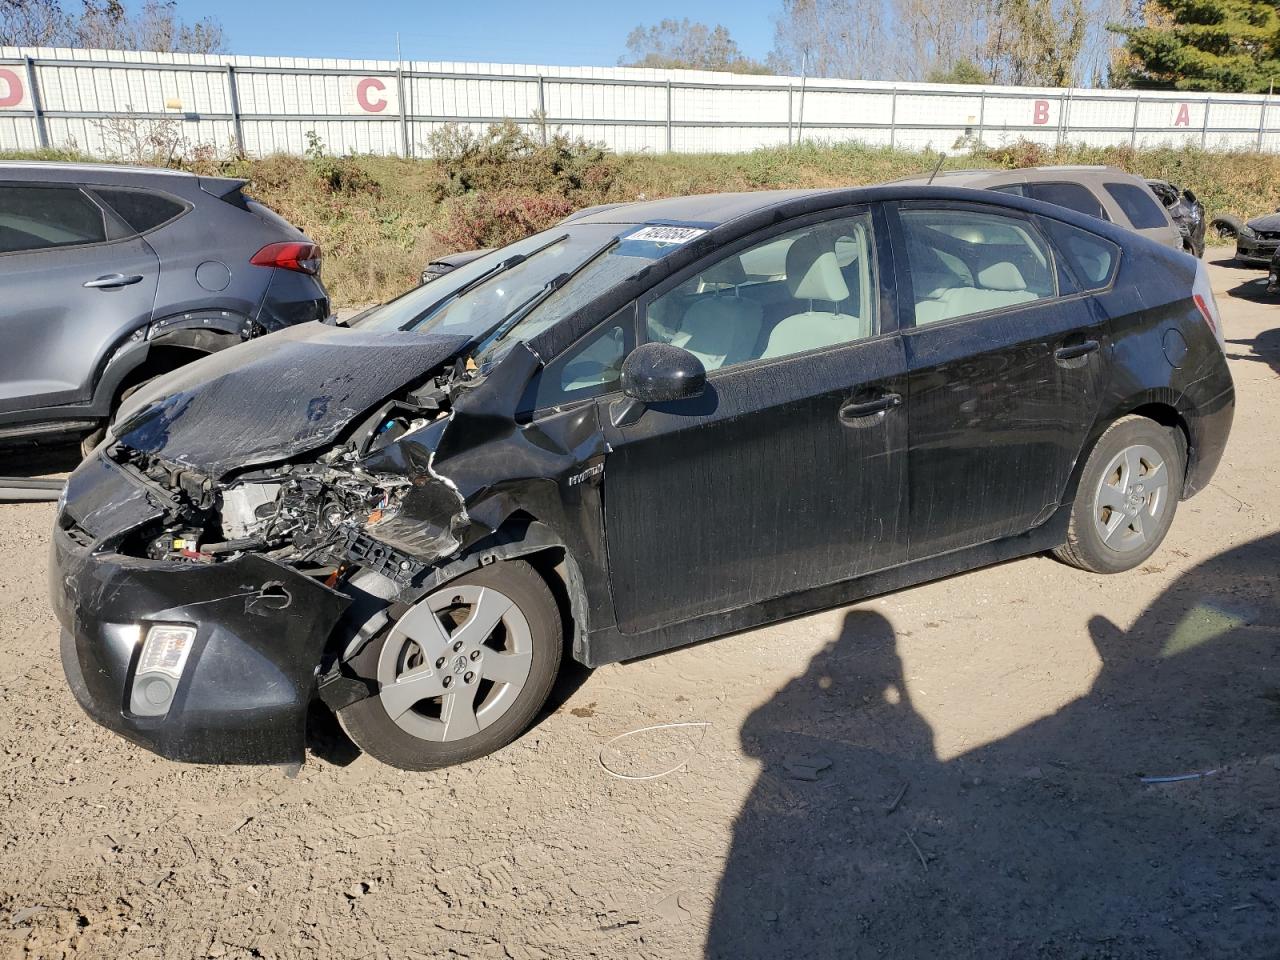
[109,372,463,585]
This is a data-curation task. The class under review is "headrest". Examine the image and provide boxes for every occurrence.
[977,261,1027,291]
[700,256,747,287]
[785,233,850,302]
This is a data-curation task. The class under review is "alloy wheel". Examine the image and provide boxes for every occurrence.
[376,585,533,742]
[1091,443,1170,554]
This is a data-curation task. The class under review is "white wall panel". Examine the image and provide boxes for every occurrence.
[1,46,1278,158]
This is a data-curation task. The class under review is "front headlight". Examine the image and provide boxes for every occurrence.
[1239,225,1258,239]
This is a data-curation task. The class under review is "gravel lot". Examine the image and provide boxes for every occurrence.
[1,250,1277,960]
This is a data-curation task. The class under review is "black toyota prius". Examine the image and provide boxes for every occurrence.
[51,185,1234,771]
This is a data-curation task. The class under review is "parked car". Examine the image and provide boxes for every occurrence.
[898,166,1185,252]
[0,162,329,455]
[53,185,1233,772]
[1230,211,1280,265]
[420,248,489,285]
[1146,178,1206,258]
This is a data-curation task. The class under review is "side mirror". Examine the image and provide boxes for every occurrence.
[620,342,706,404]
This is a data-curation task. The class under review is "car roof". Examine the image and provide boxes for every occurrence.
[0,161,197,184]
[893,165,1144,189]
[568,189,844,228]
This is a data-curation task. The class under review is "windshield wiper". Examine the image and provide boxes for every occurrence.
[404,232,569,331]
[474,236,621,352]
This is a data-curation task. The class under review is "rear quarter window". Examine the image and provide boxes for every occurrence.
[1104,182,1169,230]
[1027,182,1108,221]
[93,187,187,233]
[1039,219,1120,290]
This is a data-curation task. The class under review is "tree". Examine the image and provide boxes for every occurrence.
[767,0,888,79]
[1,0,224,53]
[926,59,991,84]
[768,0,1089,85]
[1111,0,1280,92]
[76,1,224,53]
[621,18,769,73]
[986,0,1089,86]
[0,0,69,45]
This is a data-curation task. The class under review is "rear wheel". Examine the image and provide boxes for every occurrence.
[79,379,153,458]
[1054,416,1184,574]
[338,559,562,771]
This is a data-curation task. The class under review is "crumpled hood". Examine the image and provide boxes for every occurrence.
[1247,212,1280,232]
[113,322,470,479]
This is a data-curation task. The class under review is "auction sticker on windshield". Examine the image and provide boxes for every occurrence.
[616,224,708,258]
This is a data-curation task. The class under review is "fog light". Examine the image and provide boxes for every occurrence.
[130,624,196,717]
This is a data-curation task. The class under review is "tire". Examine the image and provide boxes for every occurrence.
[1054,416,1184,574]
[338,559,563,771]
[1210,214,1242,242]
[79,378,154,459]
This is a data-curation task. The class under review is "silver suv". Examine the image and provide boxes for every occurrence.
[898,166,1184,252]
[0,162,328,453]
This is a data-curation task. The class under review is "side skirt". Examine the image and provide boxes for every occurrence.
[581,506,1071,668]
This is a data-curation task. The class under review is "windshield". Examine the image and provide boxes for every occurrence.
[352,225,621,336]
[351,222,710,357]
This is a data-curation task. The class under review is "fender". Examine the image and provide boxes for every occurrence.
[147,308,258,348]
[89,311,255,417]
[87,331,150,419]
[317,517,591,713]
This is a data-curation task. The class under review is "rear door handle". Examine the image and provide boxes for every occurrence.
[83,274,143,289]
[1054,339,1100,362]
[839,392,902,421]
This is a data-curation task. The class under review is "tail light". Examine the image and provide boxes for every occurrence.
[250,241,322,276]
[1191,263,1224,348]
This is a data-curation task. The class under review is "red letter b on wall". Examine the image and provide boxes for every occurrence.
[1032,100,1050,125]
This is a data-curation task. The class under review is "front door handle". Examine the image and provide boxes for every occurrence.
[839,392,902,421]
[83,274,144,289]
[1054,339,1100,362]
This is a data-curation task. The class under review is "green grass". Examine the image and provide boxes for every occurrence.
[5,138,1277,306]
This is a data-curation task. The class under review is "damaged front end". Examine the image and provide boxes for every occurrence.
[52,324,493,766]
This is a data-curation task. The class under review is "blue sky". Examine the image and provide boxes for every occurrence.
[180,0,780,65]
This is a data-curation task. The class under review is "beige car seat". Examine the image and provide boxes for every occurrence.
[762,233,871,358]
[667,257,765,371]
[914,260,1038,326]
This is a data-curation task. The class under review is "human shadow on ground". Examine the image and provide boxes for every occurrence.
[707,534,1280,959]
[1224,272,1277,304]
[1225,326,1280,378]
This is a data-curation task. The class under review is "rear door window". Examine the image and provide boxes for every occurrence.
[898,208,1056,327]
[93,188,187,234]
[0,185,107,254]
[1103,182,1169,230]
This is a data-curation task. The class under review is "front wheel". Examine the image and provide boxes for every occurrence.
[338,559,563,771]
[1054,416,1184,574]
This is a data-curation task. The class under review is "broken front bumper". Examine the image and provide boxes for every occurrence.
[50,459,349,765]
[1235,236,1279,266]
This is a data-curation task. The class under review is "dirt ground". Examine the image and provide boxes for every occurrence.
[1,250,1277,960]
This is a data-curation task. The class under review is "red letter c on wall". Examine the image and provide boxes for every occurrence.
[0,68,23,109]
[356,77,388,113]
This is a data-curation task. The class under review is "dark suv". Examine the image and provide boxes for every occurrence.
[0,162,328,453]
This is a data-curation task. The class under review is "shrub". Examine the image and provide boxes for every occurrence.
[427,120,624,201]
[431,189,576,252]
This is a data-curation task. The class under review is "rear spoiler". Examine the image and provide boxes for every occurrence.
[198,176,249,208]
